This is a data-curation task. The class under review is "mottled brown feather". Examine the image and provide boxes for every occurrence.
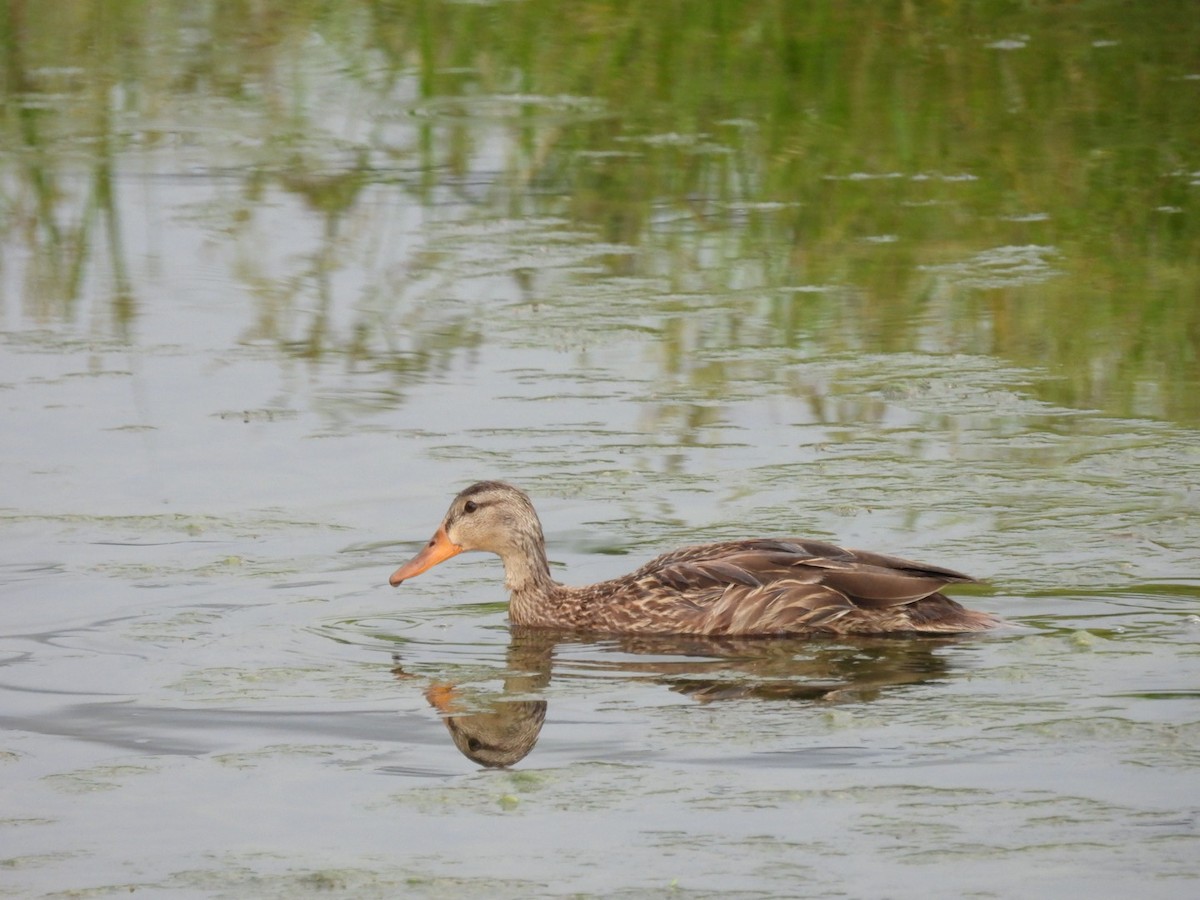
[390,482,1002,637]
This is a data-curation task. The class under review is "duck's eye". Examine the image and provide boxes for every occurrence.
[464,500,478,514]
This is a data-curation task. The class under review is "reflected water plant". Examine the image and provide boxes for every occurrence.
[0,0,1198,420]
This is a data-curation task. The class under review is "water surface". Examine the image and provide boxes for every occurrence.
[2,2,1199,897]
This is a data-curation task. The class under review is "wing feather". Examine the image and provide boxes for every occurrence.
[604,537,984,636]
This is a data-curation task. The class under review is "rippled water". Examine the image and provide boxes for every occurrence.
[4,3,1200,897]
[4,353,1198,897]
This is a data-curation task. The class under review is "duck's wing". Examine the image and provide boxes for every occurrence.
[622,539,984,635]
[637,538,976,598]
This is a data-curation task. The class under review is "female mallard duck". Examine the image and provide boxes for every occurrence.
[389,481,1000,636]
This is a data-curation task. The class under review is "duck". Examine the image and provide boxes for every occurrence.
[389,481,1000,636]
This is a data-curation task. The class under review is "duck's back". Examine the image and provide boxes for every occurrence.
[566,538,994,636]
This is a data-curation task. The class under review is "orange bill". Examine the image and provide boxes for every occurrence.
[424,682,462,713]
[389,526,463,585]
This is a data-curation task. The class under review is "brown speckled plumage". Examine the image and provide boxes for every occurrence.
[389,481,1000,636]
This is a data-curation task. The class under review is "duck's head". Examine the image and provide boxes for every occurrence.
[389,481,545,586]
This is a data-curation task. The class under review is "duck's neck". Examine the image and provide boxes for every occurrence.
[498,528,563,625]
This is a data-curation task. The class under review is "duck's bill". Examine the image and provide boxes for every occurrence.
[389,526,462,585]
[424,682,462,713]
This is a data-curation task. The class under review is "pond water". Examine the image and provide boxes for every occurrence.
[2,2,1199,897]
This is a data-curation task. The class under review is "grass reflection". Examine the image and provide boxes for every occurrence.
[0,0,1197,420]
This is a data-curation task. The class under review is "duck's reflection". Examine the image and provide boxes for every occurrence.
[424,684,548,769]
[394,626,969,768]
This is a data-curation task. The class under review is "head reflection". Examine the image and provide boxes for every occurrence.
[426,683,547,768]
